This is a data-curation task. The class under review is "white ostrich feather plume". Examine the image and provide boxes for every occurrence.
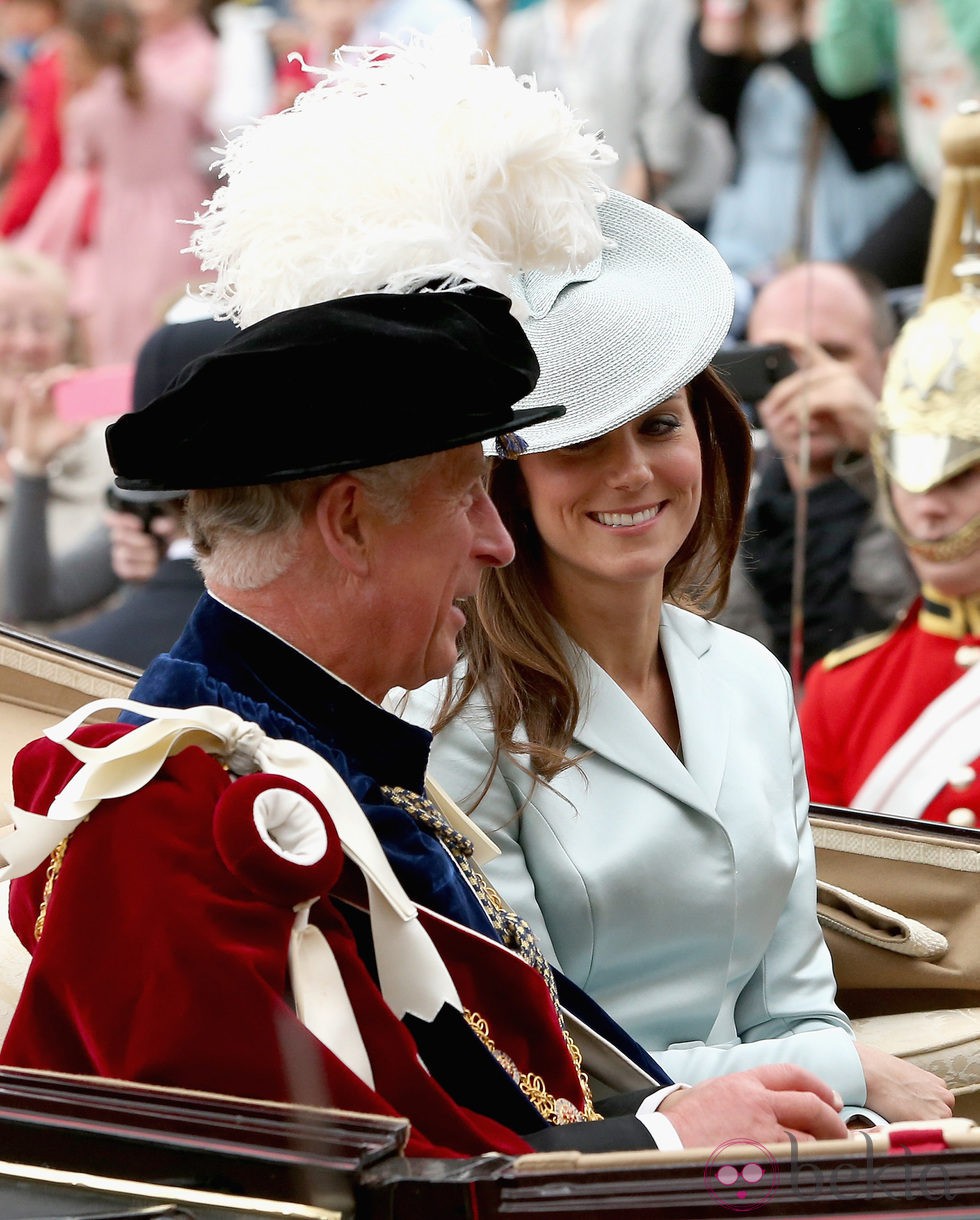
[189,25,616,327]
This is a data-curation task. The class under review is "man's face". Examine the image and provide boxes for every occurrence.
[366,444,515,695]
[749,265,886,395]
[748,265,887,472]
[891,463,980,599]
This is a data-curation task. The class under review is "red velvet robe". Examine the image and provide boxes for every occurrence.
[2,723,598,1159]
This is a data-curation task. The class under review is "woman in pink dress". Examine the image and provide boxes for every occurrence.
[19,0,217,365]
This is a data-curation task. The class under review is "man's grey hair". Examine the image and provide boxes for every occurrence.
[188,453,440,589]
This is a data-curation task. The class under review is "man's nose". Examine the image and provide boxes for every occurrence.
[910,487,951,521]
[474,491,516,568]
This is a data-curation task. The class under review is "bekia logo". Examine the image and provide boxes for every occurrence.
[703,1133,955,1211]
[704,1139,779,1211]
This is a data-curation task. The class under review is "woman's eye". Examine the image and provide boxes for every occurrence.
[641,415,681,435]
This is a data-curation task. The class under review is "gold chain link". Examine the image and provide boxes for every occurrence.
[34,837,68,941]
[383,783,601,1124]
[464,1009,599,1124]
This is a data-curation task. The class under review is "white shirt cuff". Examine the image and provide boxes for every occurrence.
[634,1082,689,1150]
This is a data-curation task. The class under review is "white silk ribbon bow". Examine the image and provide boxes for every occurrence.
[0,698,464,1087]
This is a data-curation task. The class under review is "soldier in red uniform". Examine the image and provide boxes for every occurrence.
[799,234,980,826]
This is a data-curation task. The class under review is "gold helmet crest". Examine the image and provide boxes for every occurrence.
[875,285,980,494]
[875,100,980,496]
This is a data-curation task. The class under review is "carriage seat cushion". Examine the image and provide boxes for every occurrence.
[851,1008,980,1108]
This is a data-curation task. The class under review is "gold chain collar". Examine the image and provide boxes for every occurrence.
[383,783,601,1125]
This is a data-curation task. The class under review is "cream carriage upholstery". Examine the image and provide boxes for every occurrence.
[851,1007,980,1117]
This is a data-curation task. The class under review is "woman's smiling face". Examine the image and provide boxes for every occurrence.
[518,390,703,597]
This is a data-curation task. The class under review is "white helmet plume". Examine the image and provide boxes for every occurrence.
[189,26,616,328]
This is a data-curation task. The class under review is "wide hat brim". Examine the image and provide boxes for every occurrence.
[107,288,563,492]
[488,191,734,456]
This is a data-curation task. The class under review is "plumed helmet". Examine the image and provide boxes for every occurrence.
[876,99,980,496]
[875,283,980,494]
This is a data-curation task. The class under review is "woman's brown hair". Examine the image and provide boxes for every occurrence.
[434,364,753,783]
[66,0,144,106]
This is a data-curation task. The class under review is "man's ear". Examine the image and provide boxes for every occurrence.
[314,475,371,575]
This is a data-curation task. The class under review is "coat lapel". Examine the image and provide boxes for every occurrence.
[661,607,731,815]
[568,607,731,818]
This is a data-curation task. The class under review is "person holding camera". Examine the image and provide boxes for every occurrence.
[691,0,916,286]
[798,147,980,826]
[0,244,114,596]
[5,315,234,665]
[47,485,202,666]
[719,260,916,675]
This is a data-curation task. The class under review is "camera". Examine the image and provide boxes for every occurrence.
[713,342,797,423]
[104,487,174,535]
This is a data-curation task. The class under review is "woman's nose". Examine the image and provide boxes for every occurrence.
[606,436,651,488]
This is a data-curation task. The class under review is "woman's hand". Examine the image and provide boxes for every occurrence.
[856,1041,955,1122]
[7,365,86,470]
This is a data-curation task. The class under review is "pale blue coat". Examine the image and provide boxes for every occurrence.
[400,604,866,1104]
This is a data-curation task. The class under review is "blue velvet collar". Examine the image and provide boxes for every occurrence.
[127,594,495,933]
[135,593,431,788]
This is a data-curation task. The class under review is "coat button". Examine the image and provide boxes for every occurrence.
[949,765,978,792]
[948,807,977,828]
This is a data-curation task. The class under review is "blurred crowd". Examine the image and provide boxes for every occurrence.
[0,0,974,690]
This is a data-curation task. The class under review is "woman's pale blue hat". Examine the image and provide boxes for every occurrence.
[491,191,735,457]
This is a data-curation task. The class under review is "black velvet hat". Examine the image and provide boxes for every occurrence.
[107,289,562,492]
[109,315,241,504]
[132,316,239,413]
